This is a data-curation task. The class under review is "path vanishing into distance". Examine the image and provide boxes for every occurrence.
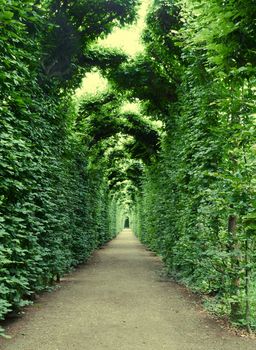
[1,230,255,350]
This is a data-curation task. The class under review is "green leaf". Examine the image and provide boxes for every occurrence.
[0,11,14,21]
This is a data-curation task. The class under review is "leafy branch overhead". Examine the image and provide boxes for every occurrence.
[40,0,139,87]
[105,54,178,115]
[77,92,161,163]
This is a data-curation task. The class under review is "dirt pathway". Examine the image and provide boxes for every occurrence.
[1,229,255,350]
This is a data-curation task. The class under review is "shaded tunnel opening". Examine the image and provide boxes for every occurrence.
[124,217,130,229]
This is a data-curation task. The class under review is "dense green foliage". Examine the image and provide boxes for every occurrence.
[0,0,139,334]
[128,0,256,330]
[1,0,255,335]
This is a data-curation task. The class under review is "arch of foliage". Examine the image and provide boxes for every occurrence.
[76,91,160,163]
[1,0,256,335]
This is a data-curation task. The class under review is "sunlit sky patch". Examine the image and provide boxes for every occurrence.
[120,101,142,114]
[75,69,109,98]
[75,0,151,99]
[98,0,151,57]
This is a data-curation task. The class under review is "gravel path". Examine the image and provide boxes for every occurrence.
[1,229,255,350]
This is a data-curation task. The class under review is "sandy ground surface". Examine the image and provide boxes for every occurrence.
[1,229,255,350]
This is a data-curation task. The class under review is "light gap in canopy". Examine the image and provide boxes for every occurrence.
[75,0,151,98]
[75,70,109,98]
[97,0,151,57]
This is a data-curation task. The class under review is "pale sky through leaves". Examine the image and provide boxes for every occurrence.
[98,0,151,56]
[76,0,151,98]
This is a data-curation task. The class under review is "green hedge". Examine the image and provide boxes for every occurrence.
[0,0,115,329]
